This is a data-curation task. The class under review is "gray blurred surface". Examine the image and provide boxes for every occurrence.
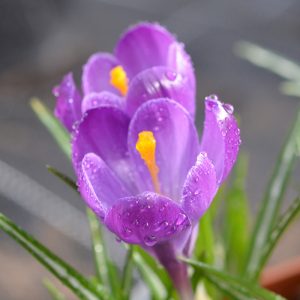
[0,0,300,299]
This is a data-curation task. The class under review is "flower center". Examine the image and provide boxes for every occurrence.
[110,65,128,96]
[136,131,160,193]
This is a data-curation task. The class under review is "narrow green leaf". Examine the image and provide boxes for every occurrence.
[43,278,66,300]
[30,98,71,157]
[259,197,300,270]
[244,109,300,281]
[192,209,219,298]
[133,246,172,292]
[132,246,167,300]
[0,213,104,300]
[194,210,215,264]
[224,154,250,273]
[47,165,77,190]
[121,246,134,300]
[86,209,110,287]
[280,81,300,98]
[234,41,300,81]
[181,258,285,300]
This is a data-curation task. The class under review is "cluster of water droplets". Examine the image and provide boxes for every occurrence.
[114,195,190,247]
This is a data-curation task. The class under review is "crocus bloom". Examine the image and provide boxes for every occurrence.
[53,22,196,132]
[72,95,240,298]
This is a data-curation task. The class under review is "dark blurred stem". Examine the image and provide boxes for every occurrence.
[154,242,193,300]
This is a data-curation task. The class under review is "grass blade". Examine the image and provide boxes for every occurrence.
[121,246,134,300]
[244,109,300,281]
[43,278,66,300]
[234,41,300,81]
[86,209,110,287]
[259,197,300,270]
[181,258,285,300]
[30,98,71,157]
[86,210,122,299]
[224,154,250,274]
[0,212,104,300]
[47,165,77,190]
[132,246,167,300]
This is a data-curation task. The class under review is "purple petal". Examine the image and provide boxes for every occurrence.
[105,192,191,246]
[79,153,130,219]
[128,99,199,199]
[81,91,124,114]
[82,52,121,95]
[181,152,217,221]
[126,66,195,117]
[72,106,136,192]
[200,95,241,185]
[114,22,195,89]
[53,73,82,132]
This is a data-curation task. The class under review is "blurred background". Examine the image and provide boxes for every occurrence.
[0,0,300,299]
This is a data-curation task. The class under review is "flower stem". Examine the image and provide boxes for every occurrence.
[154,242,193,300]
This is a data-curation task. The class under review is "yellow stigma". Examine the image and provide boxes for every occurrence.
[136,131,160,193]
[110,65,128,96]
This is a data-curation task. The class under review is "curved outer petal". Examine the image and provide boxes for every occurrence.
[82,52,121,95]
[181,152,217,221]
[81,91,124,114]
[105,192,191,246]
[53,73,82,132]
[126,66,195,118]
[200,95,241,185]
[79,153,130,219]
[72,106,136,193]
[114,22,195,90]
[128,99,199,199]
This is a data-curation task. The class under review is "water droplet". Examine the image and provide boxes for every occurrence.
[165,70,177,81]
[223,103,234,114]
[176,213,187,226]
[123,227,132,237]
[144,222,149,229]
[144,235,157,246]
[159,204,166,212]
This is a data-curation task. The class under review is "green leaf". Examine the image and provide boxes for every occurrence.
[280,81,300,98]
[47,165,77,190]
[192,209,216,295]
[234,41,300,81]
[132,246,167,300]
[121,246,134,300]
[181,258,286,300]
[30,98,71,158]
[259,197,300,269]
[244,109,300,281]
[0,212,104,300]
[86,209,110,288]
[133,246,173,293]
[43,278,66,300]
[224,153,250,274]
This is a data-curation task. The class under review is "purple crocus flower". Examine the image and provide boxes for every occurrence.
[53,22,196,132]
[72,94,240,298]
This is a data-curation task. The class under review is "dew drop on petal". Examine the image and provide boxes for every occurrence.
[223,103,234,114]
[165,70,177,81]
[144,235,157,247]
